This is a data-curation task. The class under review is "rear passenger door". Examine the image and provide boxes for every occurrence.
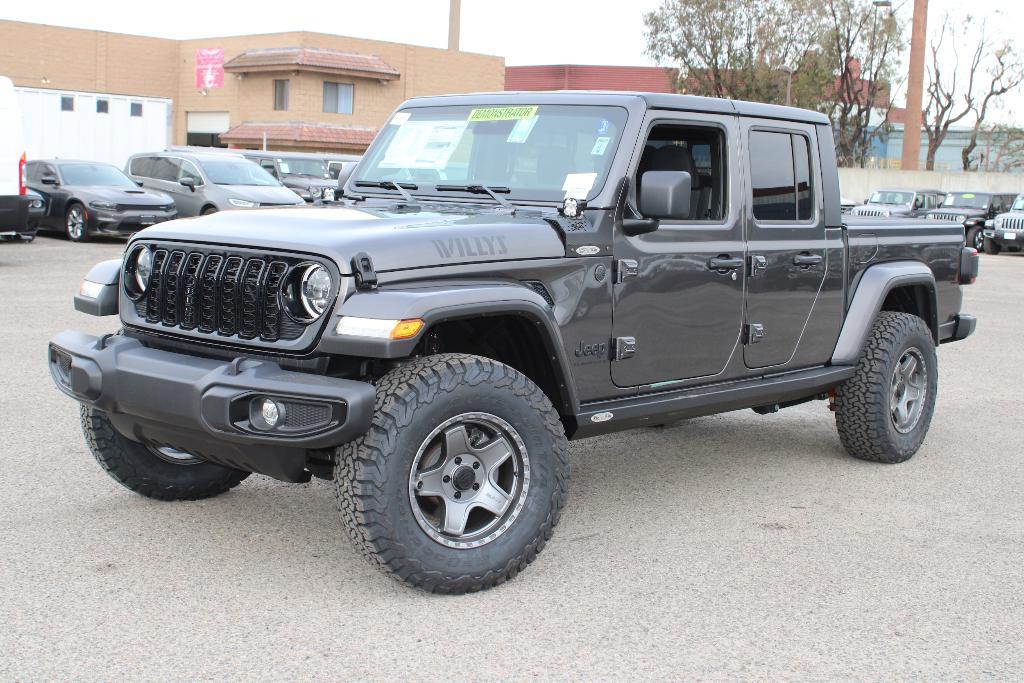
[741,122,827,369]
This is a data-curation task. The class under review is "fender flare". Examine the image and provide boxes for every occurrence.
[831,261,937,366]
[317,281,580,414]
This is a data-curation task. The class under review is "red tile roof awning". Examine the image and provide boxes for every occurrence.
[224,47,400,81]
[220,122,378,149]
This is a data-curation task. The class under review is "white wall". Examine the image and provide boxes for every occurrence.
[15,86,172,169]
[839,168,1024,204]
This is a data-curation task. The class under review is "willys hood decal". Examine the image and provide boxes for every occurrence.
[134,204,566,275]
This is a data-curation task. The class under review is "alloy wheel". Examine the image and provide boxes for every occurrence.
[66,207,85,240]
[890,347,927,433]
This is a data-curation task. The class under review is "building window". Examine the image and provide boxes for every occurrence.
[60,96,74,112]
[323,82,353,114]
[96,99,109,114]
[273,79,289,111]
[186,133,225,148]
[130,102,143,117]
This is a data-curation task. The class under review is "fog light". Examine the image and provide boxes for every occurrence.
[250,396,285,430]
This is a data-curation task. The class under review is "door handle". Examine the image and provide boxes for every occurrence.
[793,253,823,267]
[707,256,743,271]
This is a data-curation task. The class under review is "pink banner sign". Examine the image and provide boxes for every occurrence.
[195,48,224,89]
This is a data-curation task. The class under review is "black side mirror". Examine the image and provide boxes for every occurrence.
[180,177,196,192]
[40,175,58,185]
[135,180,144,187]
[622,171,692,236]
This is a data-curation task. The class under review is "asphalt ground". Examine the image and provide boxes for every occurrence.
[1,234,1022,680]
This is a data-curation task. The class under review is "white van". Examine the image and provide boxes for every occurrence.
[0,76,32,240]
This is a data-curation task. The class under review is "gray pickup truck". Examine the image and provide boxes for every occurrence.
[49,92,978,593]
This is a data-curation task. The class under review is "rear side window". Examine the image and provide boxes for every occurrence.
[750,130,815,222]
[130,157,155,178]
[26,162,41,184]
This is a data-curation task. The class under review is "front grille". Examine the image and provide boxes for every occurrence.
[1000,217,1024,231]
[131,244,333,346]
[930,212,966,223]
[118,203,174,212]
[852,208,885,217]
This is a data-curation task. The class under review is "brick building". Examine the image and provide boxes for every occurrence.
[0,20,504,157]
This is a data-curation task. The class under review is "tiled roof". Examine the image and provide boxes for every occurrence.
[220,121,378,148]
[224,47,400,80]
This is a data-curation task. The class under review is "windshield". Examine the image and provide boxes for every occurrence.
[61,164,136,188]
[942,192,989,209]
[201,160,280,186]
[1012,196,1024,211]
[356,104,628,202]
[278,158,329,178]
[869,190,914,205]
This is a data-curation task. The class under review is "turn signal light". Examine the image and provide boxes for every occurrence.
[335,316,425,340]
[390,319,424,340]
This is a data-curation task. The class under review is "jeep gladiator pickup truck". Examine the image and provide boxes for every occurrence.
[49,93,979,593]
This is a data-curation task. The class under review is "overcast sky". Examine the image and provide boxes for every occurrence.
[3,0,1021,122]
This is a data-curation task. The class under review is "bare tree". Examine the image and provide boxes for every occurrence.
[819,0,903,167]
[960,44,1024,170]
[644,0,824,104]
[922,15,983,171]
[977,125,1024,172]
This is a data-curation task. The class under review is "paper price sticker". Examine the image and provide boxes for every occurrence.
[562,172,597,200]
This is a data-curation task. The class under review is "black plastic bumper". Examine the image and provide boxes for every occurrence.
[48,331,376,481]
[939,314,977,344]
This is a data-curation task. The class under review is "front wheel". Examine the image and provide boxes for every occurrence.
[81,407,249,500]
[65,203,89,242]
[967,226,985,251]
[834,312,938,463]
[335,354,570,593]
[983,237,1002,255]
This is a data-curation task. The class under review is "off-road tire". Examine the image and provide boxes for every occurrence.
[835,311,938,463]
[81,406,249,500]
[335,353,570,594]
[983,237,1001,255]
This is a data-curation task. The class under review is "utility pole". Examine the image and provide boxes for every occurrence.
[782,66,795,107]
[448,0,461,51]
[900,0,929,170]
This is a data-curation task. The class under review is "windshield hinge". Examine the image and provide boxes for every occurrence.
[352,252,378,290]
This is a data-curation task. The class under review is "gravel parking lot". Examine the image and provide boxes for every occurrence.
[2,235,1022,680]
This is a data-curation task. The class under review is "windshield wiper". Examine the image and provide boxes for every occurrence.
[436,184,512,209]
[354,180,419,203]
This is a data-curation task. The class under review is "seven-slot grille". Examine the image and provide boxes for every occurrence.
[852,208,886,217]
[930,212,966,223]
[133,246,319,344]
[999,217,1024,231]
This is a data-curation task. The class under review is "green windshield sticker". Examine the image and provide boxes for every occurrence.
[962,193,975,198]
[468,106,539,122]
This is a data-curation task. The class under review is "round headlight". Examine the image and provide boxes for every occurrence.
[300,265,333,318]
[135,247,153,291]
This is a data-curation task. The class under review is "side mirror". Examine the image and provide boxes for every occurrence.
[40,175,58,185]
[180,177,196,192]
[621,171,692,236]
[135,180,144,188]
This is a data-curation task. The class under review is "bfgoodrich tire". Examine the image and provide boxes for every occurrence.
[335,353,570,594]
[81,406,249,500]
[983,237,1002,255]
[835,311,938,463]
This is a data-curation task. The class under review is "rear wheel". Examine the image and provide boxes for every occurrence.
[201,206,218,216]
[81,406,249,500]
[65,203,89,242]
[835,312,938,463]
[983,237,1002,255]
[335,353,569,593]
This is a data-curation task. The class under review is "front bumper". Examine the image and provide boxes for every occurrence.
[983,229,1023,249]
[48,331,375,481]
[89,209,178,235]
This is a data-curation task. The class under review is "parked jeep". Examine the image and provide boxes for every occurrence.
[49,93,978,593]
[926,191,1016,251]
[849,188,944,218]
[240,151,339,202]
[982,194,1024,255]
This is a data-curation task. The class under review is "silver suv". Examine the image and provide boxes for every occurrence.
[125,151,303,217]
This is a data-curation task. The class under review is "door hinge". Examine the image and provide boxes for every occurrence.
[615,259,639,283]
[614,336,637,361]
[351,252,378,290]
[749,254,768,277]
[745,323,766,345]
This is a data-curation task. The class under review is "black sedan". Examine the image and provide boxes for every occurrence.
[27,160,177,242]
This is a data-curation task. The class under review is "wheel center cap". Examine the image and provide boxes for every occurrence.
[452,465,476,491]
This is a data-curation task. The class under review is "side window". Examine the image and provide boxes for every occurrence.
[178,160,203,185]
[635,124,726,221]
[150,157,181,182]
[259,160,277,177]
[749,130,815,223]
[130,157,154,178]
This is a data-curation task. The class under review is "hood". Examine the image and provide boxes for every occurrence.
[853,202,912,214]
[928,206,986,217]
[220,184,306,205]
[135,204,566,274]
[74,186,173,205]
